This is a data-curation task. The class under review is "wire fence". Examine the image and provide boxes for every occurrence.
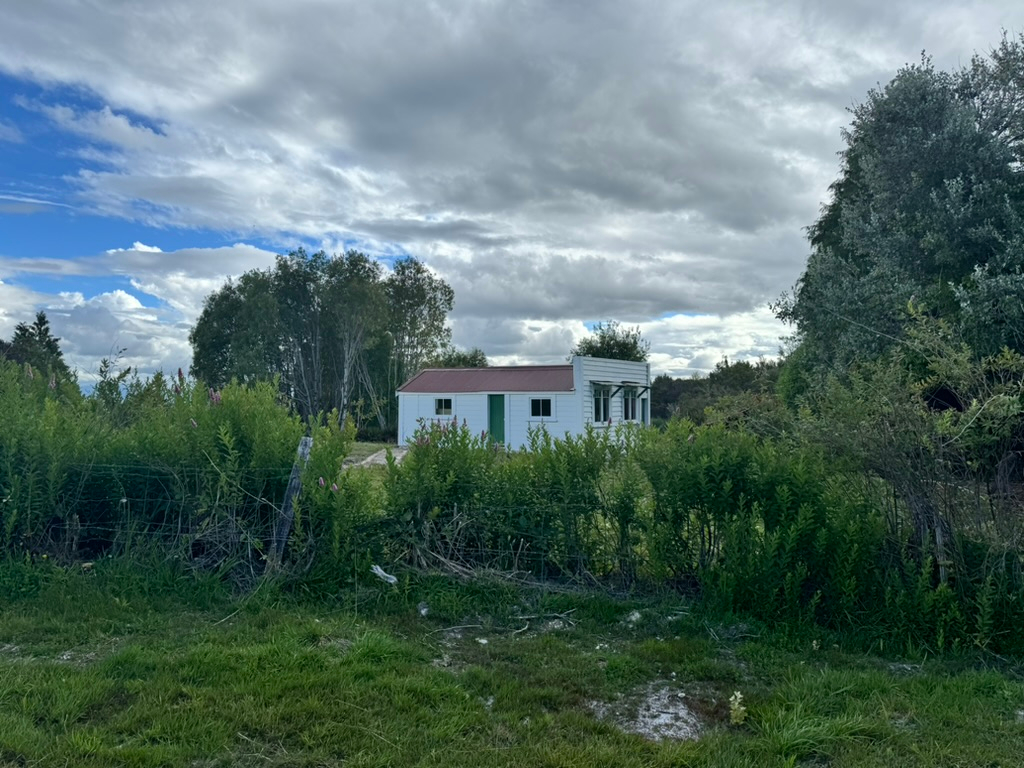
[6,439,1024,654]
[0,457,696,587]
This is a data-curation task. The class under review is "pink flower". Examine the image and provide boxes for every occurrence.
[318,477,326,488]
[331,483,339,492]
[177,367,185,383]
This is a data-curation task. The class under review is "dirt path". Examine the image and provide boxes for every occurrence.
[350,447,407,467]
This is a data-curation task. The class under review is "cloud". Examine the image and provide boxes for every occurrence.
[0,279,45,336]
[0,120,22,143]
[0,243,279,381]
[639,308,787,378]
[0,202,49,215]
[452,309,787,378]
[105,241,163,254]
[0,1,1018,377]
[0,194,73,215]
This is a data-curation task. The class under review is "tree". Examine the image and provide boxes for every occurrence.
[321,251,386,423]
[426,346,488,368]
[381,257,455,423]
[776,34,1024,584]
[190,269,282,389]
[569,320,650,362]
[189,249,454,428]
[5,311,73,382]
[650,374,686,421]
[654,358,782,424]
[777,36,1024,381]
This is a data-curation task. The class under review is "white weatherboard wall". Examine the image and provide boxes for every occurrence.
[574,356,652,428]
[397,391,577,448]
[505,391,580,448]
[397,356,651,449]
[398,392,488,443]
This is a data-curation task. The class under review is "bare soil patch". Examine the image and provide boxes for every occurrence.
[591,682,704,741]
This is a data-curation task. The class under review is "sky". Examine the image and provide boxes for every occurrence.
[0,1,1020,384]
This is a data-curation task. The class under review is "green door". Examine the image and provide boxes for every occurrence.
[488,395,505,444]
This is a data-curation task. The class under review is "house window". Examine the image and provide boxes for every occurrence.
[531,398,552,418]
[593,386,611,423]
[434,398,452,416]
[623,388,637,421]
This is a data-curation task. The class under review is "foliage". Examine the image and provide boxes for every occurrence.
[650,373,687,421]
[4,340,1024,653]
[385,257,455,382]
[0,358,310,573]
[0,311,74,384]
[425,345,489,368]
[379,415,1022,653]
[670,358,783,427]
[778,35,1024,379]
[758,35,1024,656]
[570,320,650,362]
[190,249,454,428]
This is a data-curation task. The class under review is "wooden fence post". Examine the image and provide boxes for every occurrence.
[270,436,313,568]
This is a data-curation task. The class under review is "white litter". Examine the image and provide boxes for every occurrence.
[370,564,398,584]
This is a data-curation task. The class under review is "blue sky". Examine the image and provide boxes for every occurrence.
[1,1,1020,383]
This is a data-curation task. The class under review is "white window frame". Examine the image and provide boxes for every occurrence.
[622,387,638,421]
[434,397,452,416]
[530,397,553,418]
[593,386,611,423]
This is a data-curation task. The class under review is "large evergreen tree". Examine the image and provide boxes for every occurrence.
[4,311,73,382]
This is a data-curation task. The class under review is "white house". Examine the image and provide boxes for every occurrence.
[397,356,651,449]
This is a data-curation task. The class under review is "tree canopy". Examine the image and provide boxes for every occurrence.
[569,320,650,362]
[189,250,454,430]
[1,311,73,383]
[777,33,1024,381]
[771,34,1024,585]
[426,346,488,368]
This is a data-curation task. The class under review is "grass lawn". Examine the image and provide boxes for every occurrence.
[1,562,1022,767]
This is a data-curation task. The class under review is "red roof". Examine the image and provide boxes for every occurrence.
[399,365,574,393]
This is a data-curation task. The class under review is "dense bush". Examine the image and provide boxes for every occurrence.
[0,361,313,571]
[378,418,1024,655]
[3,356,1023,655]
